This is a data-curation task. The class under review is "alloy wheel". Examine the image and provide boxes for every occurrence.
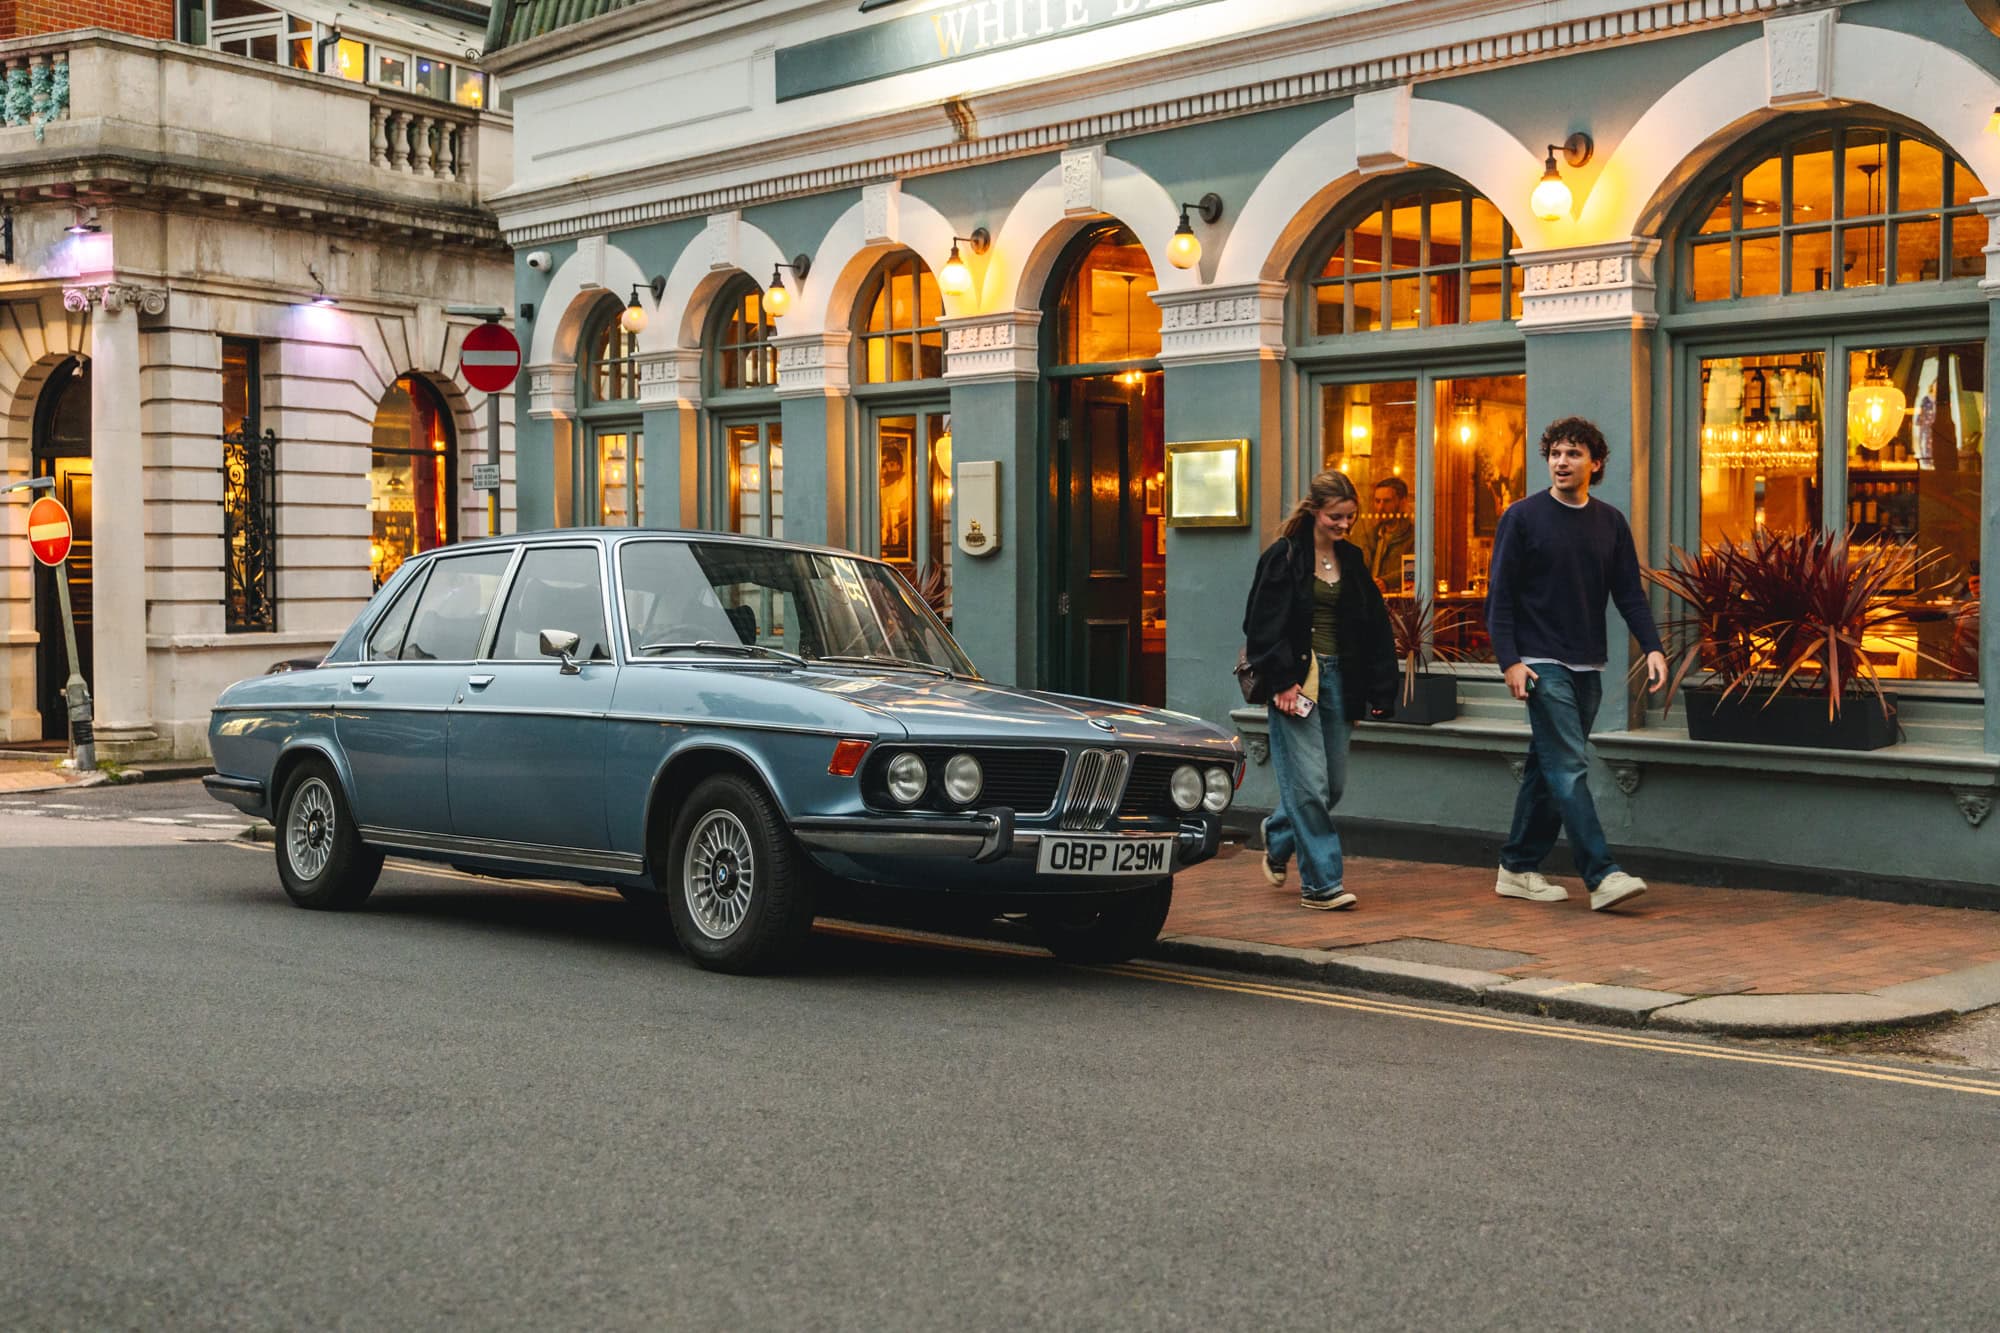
[684,809,756,939]
[287,776,336,881]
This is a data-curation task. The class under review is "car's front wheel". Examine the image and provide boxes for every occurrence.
[1030,878,1173,964]
[274,758,384,910]
[663,774,816,974]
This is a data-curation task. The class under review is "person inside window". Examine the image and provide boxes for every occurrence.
[1360,475,1414,592]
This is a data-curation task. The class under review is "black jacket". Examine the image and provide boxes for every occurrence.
[1242,534,1399,721]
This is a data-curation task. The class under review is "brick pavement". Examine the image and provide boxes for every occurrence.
[1169,843,2000,996]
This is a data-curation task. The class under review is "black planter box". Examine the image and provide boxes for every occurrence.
[1383,672,1458,726]
[1681,686,1900,751]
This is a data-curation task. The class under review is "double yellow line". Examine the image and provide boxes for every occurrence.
[232,843,2000,1101]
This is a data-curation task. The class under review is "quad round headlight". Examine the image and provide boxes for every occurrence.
[1203,766,1233,813]
[886,752,928,804]
[1169,764,1204,812]
[942,753,983,805]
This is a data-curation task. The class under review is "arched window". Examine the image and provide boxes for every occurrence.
[1305,182,1520,338]
[857,252,944,383]
[706,275,782,537]
[713,278,777,391]
[1682,123,1988,304]
[580,297,643,526]
[370,374,454,589]
[1055,223,1160,365]
[1673,119,1987,683]
[584,301,639,404]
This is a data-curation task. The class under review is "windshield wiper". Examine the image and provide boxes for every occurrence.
[639,640,805,665]
[810,653,957,678]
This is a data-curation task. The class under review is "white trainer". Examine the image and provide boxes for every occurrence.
[1589,871,1647,912]
[1495,867,1569,902]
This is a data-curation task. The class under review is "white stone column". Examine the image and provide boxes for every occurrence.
[86,293,153,748]
[634,348,703,528]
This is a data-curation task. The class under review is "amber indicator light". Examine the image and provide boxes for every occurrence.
[828,739,871,777]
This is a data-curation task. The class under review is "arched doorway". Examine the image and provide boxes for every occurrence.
[1045,222,1165,706]
[33,359,91,741]
[369,374,455,590]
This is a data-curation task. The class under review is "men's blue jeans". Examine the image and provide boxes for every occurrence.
[1500,663,1624,890]
[1264,653,1349,897]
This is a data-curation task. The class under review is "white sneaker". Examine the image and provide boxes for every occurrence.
[1495,867,1569,902]
[1590,871,1647,912]
[1260,857,1287,889]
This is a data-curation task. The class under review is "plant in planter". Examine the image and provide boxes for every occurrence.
[1380,595,1473,725]
[1645,528,1948,751]
[912,561,952,627]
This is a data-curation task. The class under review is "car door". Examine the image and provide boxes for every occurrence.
[337,547,516,834]
[446,542,619,856]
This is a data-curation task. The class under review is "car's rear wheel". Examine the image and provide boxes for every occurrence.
[663,774,815,974]
[274,758,384,910]
[1030,878,1173,964]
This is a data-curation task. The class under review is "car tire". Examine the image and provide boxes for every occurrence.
[274,758,384,911]
[663,773,815,974]
[1030,878,1173,964]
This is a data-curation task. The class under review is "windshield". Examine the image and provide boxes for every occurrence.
[618,539,976,676]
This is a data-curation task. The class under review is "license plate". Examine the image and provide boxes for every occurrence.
[1035,834,1170,877]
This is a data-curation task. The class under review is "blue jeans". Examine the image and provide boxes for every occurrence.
[1500,664,1623,889]
[1264,654,1349,897]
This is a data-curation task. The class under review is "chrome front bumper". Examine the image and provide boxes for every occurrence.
[790,810,1222,870]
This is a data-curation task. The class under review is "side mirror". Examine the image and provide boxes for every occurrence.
[539,628,582,675]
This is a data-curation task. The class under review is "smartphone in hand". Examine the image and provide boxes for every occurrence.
[1294,696,1315,718]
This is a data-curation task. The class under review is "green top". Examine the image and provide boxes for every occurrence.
[1311,575,1342,657]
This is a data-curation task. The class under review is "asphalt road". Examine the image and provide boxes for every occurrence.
[5,783,2000,1329]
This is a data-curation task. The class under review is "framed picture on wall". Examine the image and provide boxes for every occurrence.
[879,434,913,562]
[1144,472,1163,515]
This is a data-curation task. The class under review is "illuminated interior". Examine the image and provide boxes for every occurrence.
[369,375,452,590]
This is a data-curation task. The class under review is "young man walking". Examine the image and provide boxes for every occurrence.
[1486,417,1668,912]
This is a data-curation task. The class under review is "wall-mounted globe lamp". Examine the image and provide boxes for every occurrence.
[939,229,990,295]
[1530,134,1594,222]
[1167,193,1225,270]
[619,284,647,334]
[764,254,812,318]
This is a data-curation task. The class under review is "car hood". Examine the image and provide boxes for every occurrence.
[789,669,1240,755]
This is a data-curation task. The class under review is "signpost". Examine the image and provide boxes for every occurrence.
[5,480,94,771]
[456,314,519,536]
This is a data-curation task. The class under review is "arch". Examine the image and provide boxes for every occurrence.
[983,154,1192,314]
[1585,23,2000,241]
[367,372,457,589]
[782,191,966,332]
[1217,101,1546,287]
[650,218,787,353]
[525,239,649,366]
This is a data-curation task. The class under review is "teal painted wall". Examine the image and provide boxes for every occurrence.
[779,395,841,545]
[744,191,864,269]
[1161,358,1281,732]
[945,377,1039,685]
[904,155,1063,238]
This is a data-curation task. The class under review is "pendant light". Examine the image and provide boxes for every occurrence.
[1847,356,1906,453]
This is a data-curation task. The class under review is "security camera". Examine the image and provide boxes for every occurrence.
[525,250,553,274]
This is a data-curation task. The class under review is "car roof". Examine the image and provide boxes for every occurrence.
[435,527,876,564]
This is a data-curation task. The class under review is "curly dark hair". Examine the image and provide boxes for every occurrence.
[1539,416,1608,481]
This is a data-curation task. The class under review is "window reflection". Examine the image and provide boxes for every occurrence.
[1056,226,1160,365]
[1698,353,1824,547]
[369,374,453,590]
[1432,375,1526,662]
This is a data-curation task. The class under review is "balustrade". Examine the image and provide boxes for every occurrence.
[369,97,478,183]
[0,47,69,140]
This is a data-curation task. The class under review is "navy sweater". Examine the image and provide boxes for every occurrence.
[1484,490,1663,670]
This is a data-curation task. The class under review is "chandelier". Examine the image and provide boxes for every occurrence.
[1846,359,1906,453]
[1701,366,1819,474]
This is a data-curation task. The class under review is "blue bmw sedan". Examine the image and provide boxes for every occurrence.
[205,530,1242,973]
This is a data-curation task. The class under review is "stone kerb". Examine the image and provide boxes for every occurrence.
[1152,282,1287,366]
[942,311,1039,383]
[1515,240,1663,334]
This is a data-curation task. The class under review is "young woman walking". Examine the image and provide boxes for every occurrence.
[1241,469,1399,910]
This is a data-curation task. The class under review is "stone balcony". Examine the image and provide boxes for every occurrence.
[0,28,510,242]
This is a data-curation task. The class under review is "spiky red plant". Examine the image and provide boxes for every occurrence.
[1382,594,1474,706]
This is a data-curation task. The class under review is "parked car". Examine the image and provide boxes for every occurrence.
[205,529,1242,973]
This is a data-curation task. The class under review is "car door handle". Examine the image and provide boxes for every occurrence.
[349,674,374,689]
[467,674,495,689]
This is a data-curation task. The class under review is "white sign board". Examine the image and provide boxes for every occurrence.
[472,463,502,491]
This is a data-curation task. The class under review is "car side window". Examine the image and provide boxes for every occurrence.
[490,546,612,661]
[366,565,430,661]
[619,541,740,649]
[400,550,514,661]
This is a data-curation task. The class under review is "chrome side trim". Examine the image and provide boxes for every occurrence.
[357,825,645,875]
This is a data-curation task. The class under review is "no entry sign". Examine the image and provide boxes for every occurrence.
[27,494,71,565]
[460,321,521,393]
